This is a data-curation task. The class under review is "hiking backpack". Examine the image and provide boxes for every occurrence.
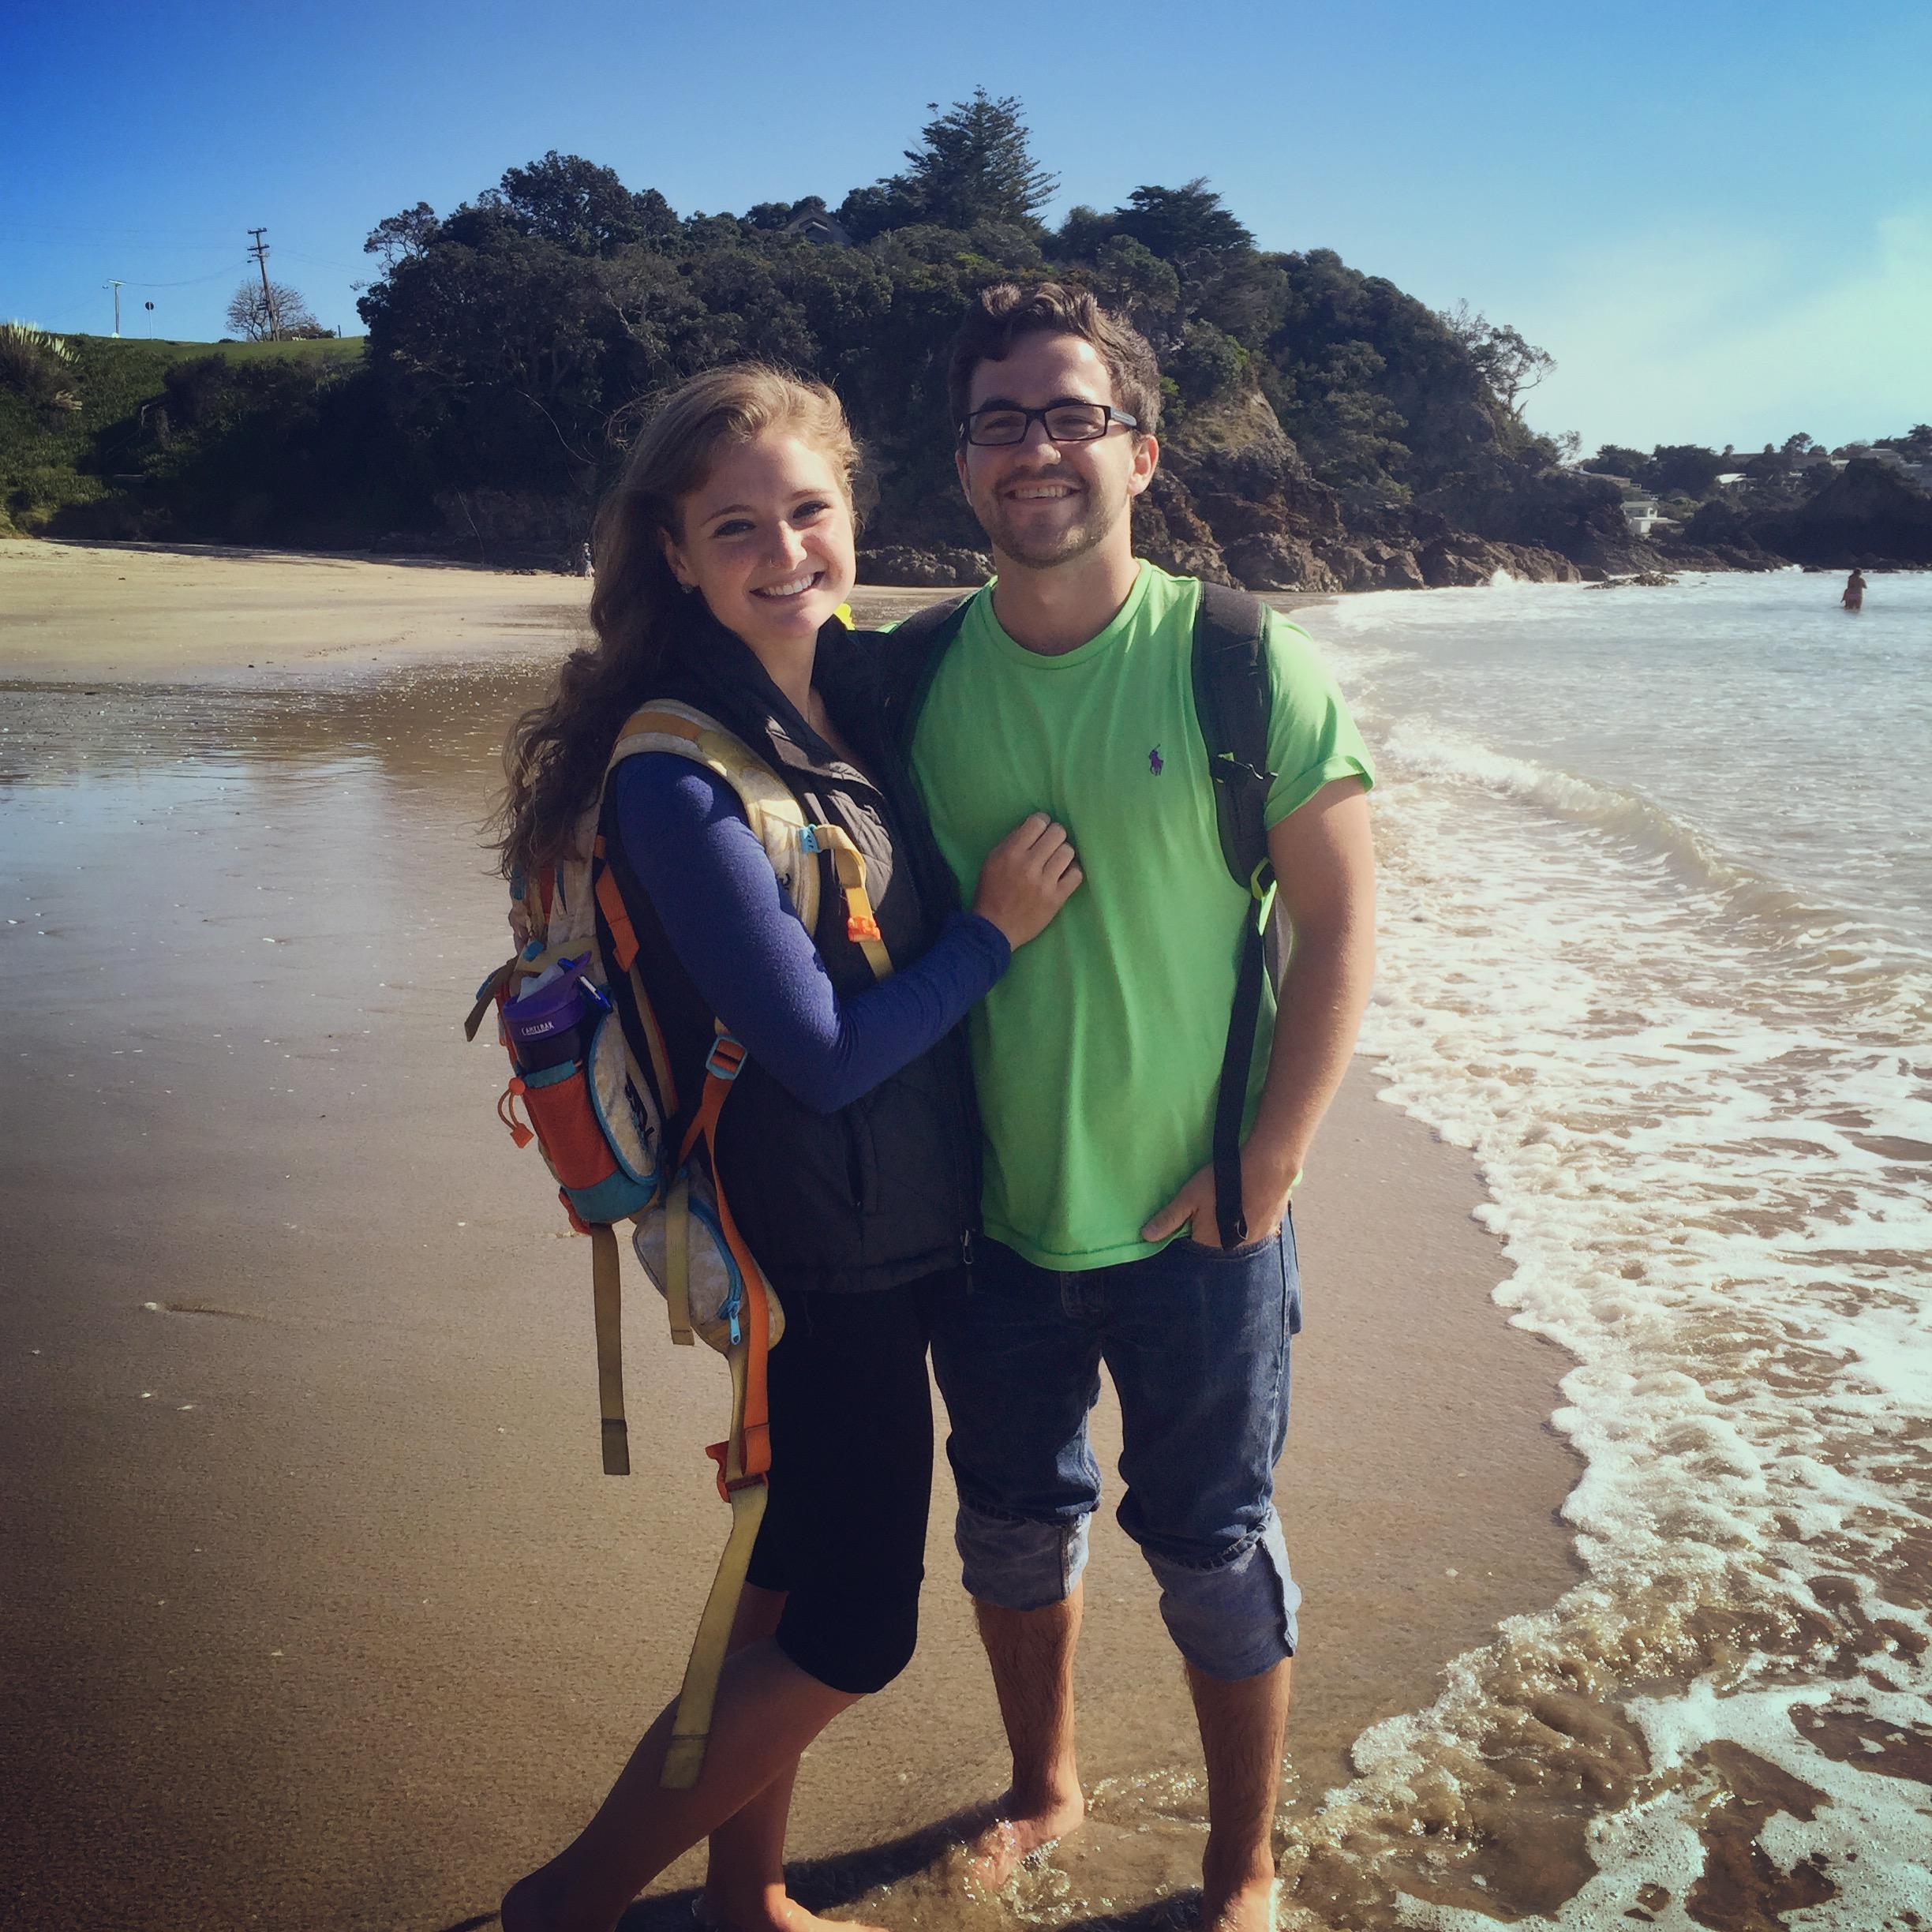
[465,699,894,1789]
[887,581,1279,1251]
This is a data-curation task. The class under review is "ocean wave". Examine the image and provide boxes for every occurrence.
[1371,717,1932,1020]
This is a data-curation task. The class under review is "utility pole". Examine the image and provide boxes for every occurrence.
[104,279,124,337]
[246,227,279,340]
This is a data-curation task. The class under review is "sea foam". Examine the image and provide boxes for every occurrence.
[1273,574,1932,1924]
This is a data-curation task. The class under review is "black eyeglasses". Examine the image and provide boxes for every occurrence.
[959,400,1140,447]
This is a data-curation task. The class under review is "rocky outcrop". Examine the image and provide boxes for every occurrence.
[1763,459,1932,567]
[1134,470,1239,585]
[1151,390,1351,591]
[859,382,1849,597]
[854,542,991,587]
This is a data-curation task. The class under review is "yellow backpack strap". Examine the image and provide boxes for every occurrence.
[608,704,821,938]
[805,823,895,983]
[662,1368,768,1788]
[590,1225,629,1477]
[663,1170,695,1347]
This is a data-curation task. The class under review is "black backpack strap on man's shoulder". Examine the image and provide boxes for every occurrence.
[879,591,976,753]
[1190,581,1278,1251]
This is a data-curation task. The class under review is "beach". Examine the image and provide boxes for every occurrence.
[0,539,1586,1930]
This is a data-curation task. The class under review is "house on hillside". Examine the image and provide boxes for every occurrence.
[782,206,853,247]
[1621,496,1663,537]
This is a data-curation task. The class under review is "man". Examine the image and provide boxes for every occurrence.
[898,283,1376,1932]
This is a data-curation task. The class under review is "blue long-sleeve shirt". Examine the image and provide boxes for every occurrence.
[612,753,1009,1114]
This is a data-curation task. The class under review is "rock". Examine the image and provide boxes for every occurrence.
[855,544,990,587]
[1376,545,1426,590]
[1223,532,1343,594]
[1135,470,1236,585]
[1417,539,1498,588]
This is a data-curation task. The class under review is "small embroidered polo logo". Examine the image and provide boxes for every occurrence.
[1148,745,1164,777]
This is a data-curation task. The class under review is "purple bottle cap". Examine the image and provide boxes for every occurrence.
[504,956,593,1066]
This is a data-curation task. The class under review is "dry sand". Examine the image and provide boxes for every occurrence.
[0,541,1581,1931]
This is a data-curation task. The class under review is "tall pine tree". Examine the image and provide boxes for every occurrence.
[839,89,1058,238]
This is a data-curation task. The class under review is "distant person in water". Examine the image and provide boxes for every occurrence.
[1842,569,1866,612]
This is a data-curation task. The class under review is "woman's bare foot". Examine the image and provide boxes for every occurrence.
[500,1873,550,1932]
[695,1889,888,1932]
[956,1783,1087,1895]
[500,1867,608,1932]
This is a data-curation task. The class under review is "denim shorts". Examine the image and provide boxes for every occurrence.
[930,1223,1303,1681]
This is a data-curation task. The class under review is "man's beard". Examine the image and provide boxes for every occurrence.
[975,478,1127,568]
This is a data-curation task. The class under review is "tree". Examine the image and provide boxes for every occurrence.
[1649,444,1725,496]
[226,278,315,341]
[838,89,1056,238]
[485,152,677,256]
[1439,300,1555,415]
[1590,444,1649,477]
[364,201,440,268]
[1112,179,1254,262]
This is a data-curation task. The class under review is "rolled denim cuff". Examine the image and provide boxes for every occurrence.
[1143,1507,1299,1680]
[956,1500,1090,1612]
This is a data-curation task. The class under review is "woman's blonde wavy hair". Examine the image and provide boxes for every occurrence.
[494,364,859,881]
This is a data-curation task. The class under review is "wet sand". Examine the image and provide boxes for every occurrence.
[0,544,1580,1930]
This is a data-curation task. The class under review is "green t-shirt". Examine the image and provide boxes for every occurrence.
[910,563,1375,1270]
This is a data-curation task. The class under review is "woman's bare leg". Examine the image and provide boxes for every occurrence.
[501,1636,857,1932]
[697,1587,889,1932]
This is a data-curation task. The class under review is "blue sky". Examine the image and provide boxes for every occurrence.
[5,0,1926,453]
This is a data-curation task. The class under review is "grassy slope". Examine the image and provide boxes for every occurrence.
[0,336,367,530]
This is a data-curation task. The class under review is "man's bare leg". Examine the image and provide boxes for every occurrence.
[698,1586,886,1932]
[500,1639,856,1932]
[1187,1658,1294,1932]
[964,1583,1088,1888]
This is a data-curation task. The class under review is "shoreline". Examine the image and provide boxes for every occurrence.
[12,534,1899,687]
[0,539,1583,1929]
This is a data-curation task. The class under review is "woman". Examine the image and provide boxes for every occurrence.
[496,365,1079,1932]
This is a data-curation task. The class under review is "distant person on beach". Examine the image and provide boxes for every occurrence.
[494,365,1080,1932]
[888,284,1376,1930]
[1843,569,1866,611]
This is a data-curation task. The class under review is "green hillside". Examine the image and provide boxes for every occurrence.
[1,335,365,534]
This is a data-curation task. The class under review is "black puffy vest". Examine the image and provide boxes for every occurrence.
[600,613,978,1295]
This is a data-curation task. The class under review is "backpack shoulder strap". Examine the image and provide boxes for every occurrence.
[1189,582,1279,1252]
[1190,582,1276,895]
[881,591,977,748]
[604,701,822,938]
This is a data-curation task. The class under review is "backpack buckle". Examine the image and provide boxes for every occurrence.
[705,1035,747,1081]
[799,825,823,854]
[1216,750,1278,790]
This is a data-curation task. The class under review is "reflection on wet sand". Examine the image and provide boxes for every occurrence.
[2,571,1582,1931]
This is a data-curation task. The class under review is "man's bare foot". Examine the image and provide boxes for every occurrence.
[695,1889,888,1932]
[957,1784,1087,1895]
[1199,1873,1278,1932]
